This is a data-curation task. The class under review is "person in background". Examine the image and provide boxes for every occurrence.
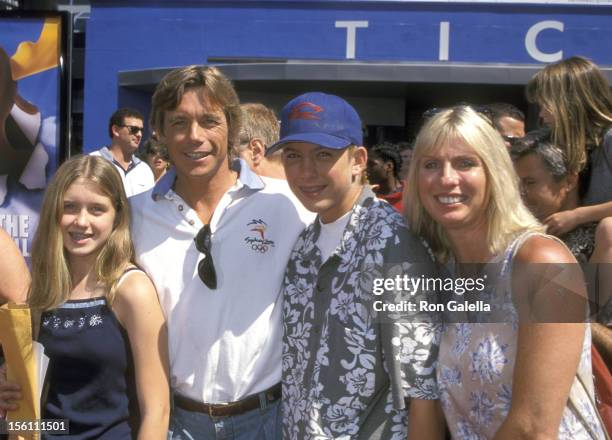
[0,155,169,439]
[511,130,612,373]
[526,56,612,263]
[142,138,171,182]
[487,102,526,148]
[398,141,414,180]
[528,57,612,365]
[367,142,404,212]
[406,106,604,439]
[269,92,442,439]
[90,108,155,197]
[0,227,29,304]
[511,129,594,263]
[237,102,285,179]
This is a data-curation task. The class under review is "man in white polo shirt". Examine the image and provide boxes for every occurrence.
[90,107,154,197]
[130,66,312,440]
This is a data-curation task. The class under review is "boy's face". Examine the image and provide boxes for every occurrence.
[282,142,366,223]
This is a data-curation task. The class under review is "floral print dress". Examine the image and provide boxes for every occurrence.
[437,232,606,439]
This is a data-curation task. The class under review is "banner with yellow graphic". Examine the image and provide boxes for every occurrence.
[0,12,69,264]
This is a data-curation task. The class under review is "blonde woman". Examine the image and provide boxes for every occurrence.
[406,106,605,439]
[0,155,169,439]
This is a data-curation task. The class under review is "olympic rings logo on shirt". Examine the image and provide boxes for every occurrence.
[251,243,269,253]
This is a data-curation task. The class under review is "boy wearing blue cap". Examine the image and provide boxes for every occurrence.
[269,93,443,439]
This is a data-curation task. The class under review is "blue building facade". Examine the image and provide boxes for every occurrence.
[83,0,612,150]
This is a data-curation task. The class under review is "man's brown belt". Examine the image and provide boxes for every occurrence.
[173,383,281,417]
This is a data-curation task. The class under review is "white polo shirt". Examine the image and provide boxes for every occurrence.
[130,160,313,404]
[90,146,154,197]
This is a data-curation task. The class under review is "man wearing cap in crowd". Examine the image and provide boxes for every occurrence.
[130,66,313,439]
[269,92,442,439]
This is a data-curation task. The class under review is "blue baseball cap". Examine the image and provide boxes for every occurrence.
[266,92,363,155]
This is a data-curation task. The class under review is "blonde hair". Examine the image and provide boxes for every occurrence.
[405,106,542,261]
[239,103,280,150]
[29,155,134,311]
[526,56,612,174]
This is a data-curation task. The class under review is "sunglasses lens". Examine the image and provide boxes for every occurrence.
[195,224,216,289]
[195,225,210,252]
[198,257,217,289]
[130,126,143,135]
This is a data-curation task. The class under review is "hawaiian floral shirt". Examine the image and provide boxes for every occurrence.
[282,187,440,440]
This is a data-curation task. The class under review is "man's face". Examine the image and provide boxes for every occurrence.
[366,155,388,186]
[114,116,144,153]
[282,142,365,223]
[159,87,230,184]
[496,116,525,148]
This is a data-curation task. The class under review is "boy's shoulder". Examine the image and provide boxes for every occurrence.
[363,196,435,263]
[365,196,407,226]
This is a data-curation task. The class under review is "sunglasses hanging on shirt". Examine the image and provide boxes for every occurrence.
[194,224,218,289]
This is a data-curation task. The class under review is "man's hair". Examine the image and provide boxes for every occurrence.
[487,102,525,130]
[526,56,612,174]
[108,107,144,138]
[238,103,280,151]
[406,105,542,261]
[369,143,402,180]
[29,155,134,311]
[150,65,242,156]
[510,128,568,181]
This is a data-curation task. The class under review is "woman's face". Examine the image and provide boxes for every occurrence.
[60,178,116,263]
[146,150,170,176]
[417,138,488,236]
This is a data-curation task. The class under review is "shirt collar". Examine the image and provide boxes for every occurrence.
[97,146,113,161]
[151,158,264,200]
[99,145,142,167]
[308,185,377,261]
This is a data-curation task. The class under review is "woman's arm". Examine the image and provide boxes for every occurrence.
[113,270,170,440]
[407,398,445,440]
[0,228,30,304]
[544,201,612,236]
[494,236,587,440]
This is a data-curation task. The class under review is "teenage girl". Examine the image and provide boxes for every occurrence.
[0,155,169,439]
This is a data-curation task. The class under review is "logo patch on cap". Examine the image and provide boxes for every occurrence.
[288,102,323,121]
